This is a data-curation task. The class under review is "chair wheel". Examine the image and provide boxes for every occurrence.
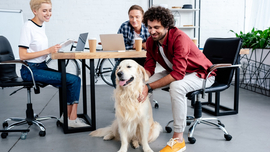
[1,133,8,139]
[154,103,159,109]
[188,137,196,144]
[21,132,28,140]
[3,122,8,128]
[186,116,194,120]
[224,134,232,141]
[34,114,39,118]
[56,120,62,127]
[165,126,172,133]
[39,131,46,137]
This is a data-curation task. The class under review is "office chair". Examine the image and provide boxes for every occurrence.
[0,36,57,139]
[164,38,242,144]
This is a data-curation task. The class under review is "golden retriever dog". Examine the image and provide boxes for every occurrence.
[90,59,162,152]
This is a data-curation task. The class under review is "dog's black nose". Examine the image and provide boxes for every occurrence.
[117,71,123,78]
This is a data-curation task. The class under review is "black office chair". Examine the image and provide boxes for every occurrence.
[0,36,57,139]
[164,38,242,144]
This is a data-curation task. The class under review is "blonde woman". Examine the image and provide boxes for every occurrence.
[19,0,88,128]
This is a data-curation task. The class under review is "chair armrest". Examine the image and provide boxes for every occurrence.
[208,63,241,75]
[0,59,27,65]
[201,64,241,98]
[0,60,39,93]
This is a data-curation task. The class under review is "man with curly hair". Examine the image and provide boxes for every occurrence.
[138,6,216,152]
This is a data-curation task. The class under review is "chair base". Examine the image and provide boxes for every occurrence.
[1,103,57,139]
[189,91,239,116]
[165,116,232,144]
[165,101,232,144]
[201,102,238,116]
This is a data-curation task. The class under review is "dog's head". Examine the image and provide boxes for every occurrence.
[115,59,149,87]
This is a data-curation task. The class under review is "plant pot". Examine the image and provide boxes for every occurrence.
[240,48,270,96]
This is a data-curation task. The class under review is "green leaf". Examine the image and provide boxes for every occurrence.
[259,38,266,48]
[229,27,270,49]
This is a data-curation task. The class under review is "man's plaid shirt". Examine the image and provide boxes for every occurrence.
[117,21,150,50]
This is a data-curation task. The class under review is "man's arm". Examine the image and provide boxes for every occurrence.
[148,74,175,90]
[138,70,176,102]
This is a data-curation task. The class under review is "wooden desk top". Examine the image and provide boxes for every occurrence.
[51,49,248,60]
[51,50,147,59]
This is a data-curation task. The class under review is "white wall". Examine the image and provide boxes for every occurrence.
[153,0,245,47]
[200,0,245,47]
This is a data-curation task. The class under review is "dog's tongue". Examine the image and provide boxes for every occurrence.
[119,80,127,86]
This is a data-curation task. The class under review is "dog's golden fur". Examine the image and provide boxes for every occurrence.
[90,59,162,152]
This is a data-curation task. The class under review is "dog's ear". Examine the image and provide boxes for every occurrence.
[138,65,149,82]
[115,65,120,85]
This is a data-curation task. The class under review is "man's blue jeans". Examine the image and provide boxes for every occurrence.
[20,61,81,105]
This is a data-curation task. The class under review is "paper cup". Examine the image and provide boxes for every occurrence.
[191,38,198,47]
[88,38,97,53]
[135,38,142,52]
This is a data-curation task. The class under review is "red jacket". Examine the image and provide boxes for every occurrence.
[144,27,215,80]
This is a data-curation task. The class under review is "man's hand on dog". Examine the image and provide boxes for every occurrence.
[138,85,149,103]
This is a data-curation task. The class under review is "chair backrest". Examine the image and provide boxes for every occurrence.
[203,38,242,85]
[0,36,18,82]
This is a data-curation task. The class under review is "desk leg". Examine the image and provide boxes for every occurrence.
[57,59,94,133]
[82,59,87,114]
[90,59,96,130]
[58,59,68,133]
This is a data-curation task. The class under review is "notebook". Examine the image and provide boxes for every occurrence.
[100,34,126,51]
[58,32,88,53]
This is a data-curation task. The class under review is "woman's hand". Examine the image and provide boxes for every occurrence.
[48,44,61,53]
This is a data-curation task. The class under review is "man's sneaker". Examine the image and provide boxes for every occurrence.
[68,118,90,128]
[159,138,186,152]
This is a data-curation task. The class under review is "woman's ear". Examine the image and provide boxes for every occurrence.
[32,9,37,15]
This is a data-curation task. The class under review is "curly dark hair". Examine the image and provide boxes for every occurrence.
[143,6,174,28]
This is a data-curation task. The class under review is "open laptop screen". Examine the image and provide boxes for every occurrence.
[76,33,88,51]
[100,34,126,51]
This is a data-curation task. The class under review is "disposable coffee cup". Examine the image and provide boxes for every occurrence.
[88,38,97,53]
[135,38,142,52]
[191,38,198,47]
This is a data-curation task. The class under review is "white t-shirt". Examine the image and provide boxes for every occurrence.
[19,20,48,63]
[159,44,173,70]
[133,31,141,43]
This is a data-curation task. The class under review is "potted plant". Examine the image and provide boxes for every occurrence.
[230,27,270,50]
[230,27,270,96]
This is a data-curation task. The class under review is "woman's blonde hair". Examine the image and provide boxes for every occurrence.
[30,0,51,11]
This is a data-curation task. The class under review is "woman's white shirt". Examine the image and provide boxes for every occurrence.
[19,20,48,63]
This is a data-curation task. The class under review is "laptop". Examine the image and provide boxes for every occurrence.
[59,32,88,52]
[100,34,126,51]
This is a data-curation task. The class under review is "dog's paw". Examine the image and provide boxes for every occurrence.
[103,133,114,140]
[131,140,140,149]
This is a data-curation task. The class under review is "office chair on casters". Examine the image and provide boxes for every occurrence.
[0,36,57,139]
[164,38,242,144]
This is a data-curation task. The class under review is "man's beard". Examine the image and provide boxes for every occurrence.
[152,31,167,41]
